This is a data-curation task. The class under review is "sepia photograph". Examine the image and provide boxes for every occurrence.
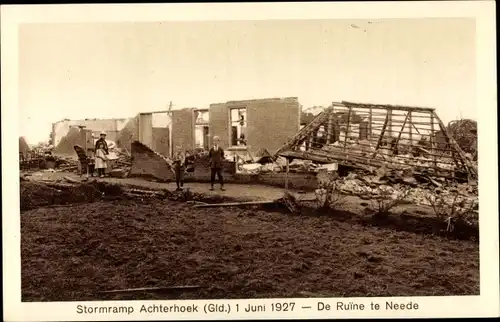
[2,2,498,321]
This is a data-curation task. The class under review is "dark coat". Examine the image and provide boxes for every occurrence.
[95,138,109,154]
[209,146,225,169]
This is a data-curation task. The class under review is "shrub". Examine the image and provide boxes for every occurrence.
[315,170,345,210]
[370,187,410,217]
[426,191,477,232]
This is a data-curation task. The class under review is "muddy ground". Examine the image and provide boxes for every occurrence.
[20,181,479,301]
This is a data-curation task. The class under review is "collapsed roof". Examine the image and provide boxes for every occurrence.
[276,101,478,180]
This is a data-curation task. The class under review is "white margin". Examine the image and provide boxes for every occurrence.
[2,2,498,321]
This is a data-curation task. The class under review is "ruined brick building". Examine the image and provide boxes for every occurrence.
[116,97,301,158]
[50,97,301,161]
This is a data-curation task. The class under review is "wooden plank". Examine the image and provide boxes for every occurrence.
[279,148,461,171]
[433,112,477,178]
[368,106,373,141]
[361,117,432,126]
[339,101,436,113]
[430,113,437,169]
[412,123,421,134]
[343,107,352,152]
[370,113,390,159]
[387,109,393,138]
[63,176,79,184]
[194,200,277,208]
[408,111,413,153]
[326,112,334,144]
[274,106,333,155]
[393,112,409,153]
[102,285,202,293]
[285,158,290,192]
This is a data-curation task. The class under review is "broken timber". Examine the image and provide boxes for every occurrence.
[193,193,299,213]
[101,285,202,294]
[194,200,277,208]
[276,101,477,180]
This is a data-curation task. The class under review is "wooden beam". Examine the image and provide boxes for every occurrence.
[340,101,436,113]
[274,106,333,155]
[430,112,437,170]
[326,112,334,144]
[343,107,352,152]
[393,112,410,153]
[194,200,277,208]
[368,106,373,141]
[285,158,290,192]
[370,113,390,159]
[102,285,202,293]
[387,109,393,138]
[433,111,477,178]
[412,123,421,135]
[408,111,413,154]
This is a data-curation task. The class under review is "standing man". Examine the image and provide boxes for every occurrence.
[209,136,225,191]
[172,145,186,191]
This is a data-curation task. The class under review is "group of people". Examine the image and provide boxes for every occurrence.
[85,133,227,191]
[172,135,226,191]
[85,131,110,178]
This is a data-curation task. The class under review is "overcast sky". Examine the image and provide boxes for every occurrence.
[19,18,476,144]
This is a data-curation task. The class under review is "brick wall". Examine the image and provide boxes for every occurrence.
[52,118,130,147]
[172,108,195,151]
[53,127,87,157]
[116,116,139,151]
[138,113,153,148]
[208,103,230,148]
[209,97,300,155]
[152,127,170,157]
[246,97,300,155]
[129,141,174,181]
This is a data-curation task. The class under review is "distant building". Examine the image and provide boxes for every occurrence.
[51,118,131,147]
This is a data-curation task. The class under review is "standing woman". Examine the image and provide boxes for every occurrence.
[95,131,109,178]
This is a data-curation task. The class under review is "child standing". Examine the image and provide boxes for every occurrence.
[173,146,186,190]
[87,148,96,177]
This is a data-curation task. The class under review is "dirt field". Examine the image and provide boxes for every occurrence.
[20,181,479,302]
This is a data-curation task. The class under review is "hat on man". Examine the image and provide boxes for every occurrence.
[100,131,107,136]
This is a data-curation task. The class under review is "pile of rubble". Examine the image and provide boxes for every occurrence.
[334,170,478,215]
[238,157,322,174]
[55,157,79,172]
[110,149,133,173]
[23,148,134,177]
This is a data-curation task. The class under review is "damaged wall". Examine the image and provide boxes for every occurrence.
[52,127,93,157]
[171,108,196,152]
[19,137,31,156]
[117,112,172,157]
[152,112,172,157]
[209,97,300,154]
[52,118,131,147]
[208,103,230,149]
[138,113,153,148]
[246,97,300,154]
[129,141,174,181]
[116,115,139,152]
[152,127,170,158]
